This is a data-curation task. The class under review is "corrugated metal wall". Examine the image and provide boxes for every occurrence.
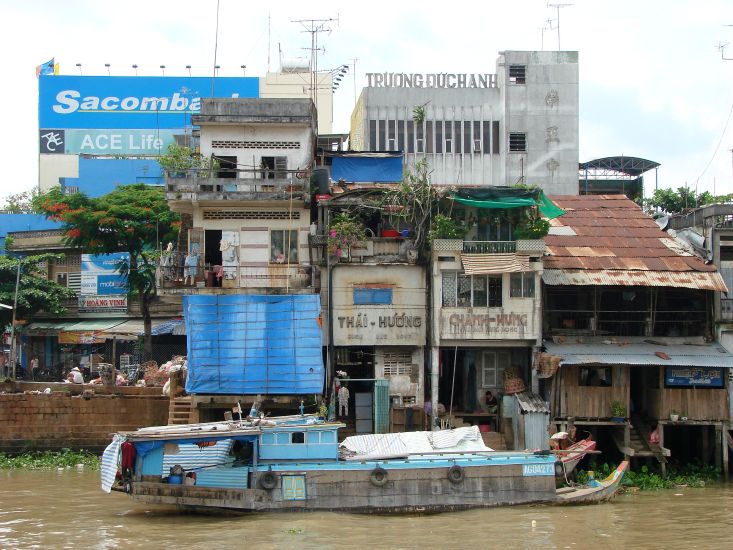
[184,294,324,395]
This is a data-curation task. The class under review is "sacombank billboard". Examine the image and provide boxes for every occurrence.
[39,75,259,129]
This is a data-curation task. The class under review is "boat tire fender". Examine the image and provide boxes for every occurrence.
[447,464,465,484]
[554,461,565,477]
[259,471,277,490]
[370,466,389,487]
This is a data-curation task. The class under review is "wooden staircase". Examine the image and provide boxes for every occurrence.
[168,396,193,425]
[612,416,670,465]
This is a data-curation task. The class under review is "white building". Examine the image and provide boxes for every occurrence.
[350,51,579,194]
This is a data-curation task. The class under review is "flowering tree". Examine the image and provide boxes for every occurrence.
[36,184,180,357]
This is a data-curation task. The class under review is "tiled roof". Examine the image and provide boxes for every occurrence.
[543,195,726,291]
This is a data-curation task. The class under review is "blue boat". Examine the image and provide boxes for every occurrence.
[101,414,622,512]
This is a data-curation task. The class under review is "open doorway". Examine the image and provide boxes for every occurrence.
[260,156,275,179]
[204,230,223,287]
[216,156,237,178]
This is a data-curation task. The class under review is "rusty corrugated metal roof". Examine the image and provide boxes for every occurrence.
[544,195,725,290]
[542,269,728,292]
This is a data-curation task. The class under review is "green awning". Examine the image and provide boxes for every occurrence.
[449,189,565,219]
[24,320,79,331]
[63,319,127,331]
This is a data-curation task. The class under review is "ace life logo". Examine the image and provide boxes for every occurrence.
[40,129,65,154]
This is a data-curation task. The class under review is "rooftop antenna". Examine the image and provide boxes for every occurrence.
[538,26,549,51]
[76,63,82,75]
[212,0,221,96]
[267,12,271,72]
[547,3,573,50]
[132,64,138,76]
[352,57,359,104]
[717,41,733,61]
[292,17,338,114]
[105,63,111,75]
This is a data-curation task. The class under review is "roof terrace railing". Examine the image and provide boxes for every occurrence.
[462,240,517,254]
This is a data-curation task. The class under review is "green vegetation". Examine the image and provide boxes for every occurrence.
[0,254,77,328]
[644,186,733,214]
[328,212,367,259]
[428,213,466,243]
[0,449,101,470]
[36,184,180,357]
[577,462,719,491]
[157,143,219,175]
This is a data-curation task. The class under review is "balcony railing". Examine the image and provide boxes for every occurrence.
[165,168,310,198]
[462,241,517,254]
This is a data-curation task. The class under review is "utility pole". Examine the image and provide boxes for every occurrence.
[9,260,20,380]
[547,3,573,50]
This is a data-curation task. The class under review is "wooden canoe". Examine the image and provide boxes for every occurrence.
[555,461,629,504]
[556,437,597,476]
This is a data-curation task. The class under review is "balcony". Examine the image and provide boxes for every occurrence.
[165,168,310,204]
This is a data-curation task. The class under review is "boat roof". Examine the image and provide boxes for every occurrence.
[117,415,345,442]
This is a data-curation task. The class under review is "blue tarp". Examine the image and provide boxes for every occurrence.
[331,156,403,183]
[184,294,324,395]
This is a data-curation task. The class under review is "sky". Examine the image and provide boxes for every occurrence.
[1,0,733,201]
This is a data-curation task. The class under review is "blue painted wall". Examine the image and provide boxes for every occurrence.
[0,213,61,249]
[62,157,164,197]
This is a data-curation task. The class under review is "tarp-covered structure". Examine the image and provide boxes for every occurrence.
[450,187,565,219]
[184,294,324,395]
[330,154,403,183]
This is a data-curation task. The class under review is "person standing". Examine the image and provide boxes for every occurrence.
[337,384,350,418]
[30,357,39,380]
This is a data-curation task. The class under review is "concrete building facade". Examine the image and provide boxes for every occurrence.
[350,51,579,193]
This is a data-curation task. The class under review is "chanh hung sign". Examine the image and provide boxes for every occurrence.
[366,72,497,89]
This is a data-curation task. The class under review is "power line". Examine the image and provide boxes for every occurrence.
[695,98,733,185]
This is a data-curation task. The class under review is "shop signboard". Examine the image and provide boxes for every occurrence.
[58,331,106,344]
[40,129,180,156]
[80,253,129,312]
[665,366,724,388]
[39,75,260,129]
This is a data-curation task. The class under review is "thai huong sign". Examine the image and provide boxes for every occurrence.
[366,73,497,89]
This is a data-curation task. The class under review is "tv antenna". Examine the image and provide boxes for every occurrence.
[292,16,339,113]
[547,3,573,50]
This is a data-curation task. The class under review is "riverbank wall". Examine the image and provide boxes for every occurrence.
[0,382,169,455]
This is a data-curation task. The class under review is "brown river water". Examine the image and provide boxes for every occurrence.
[1,469,732,550]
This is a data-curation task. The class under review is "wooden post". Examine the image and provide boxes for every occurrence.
[723,424,730,480]
[624,422,631,461]
[715,425,722,473]
[702,425,710,464]
[659,423,666,476]
[111,336,117,383]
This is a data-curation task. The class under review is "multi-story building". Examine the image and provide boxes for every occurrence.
[350,51,579,193]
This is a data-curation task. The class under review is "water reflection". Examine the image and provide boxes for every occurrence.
[1,469,732,549]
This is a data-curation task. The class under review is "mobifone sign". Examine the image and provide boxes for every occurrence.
[80,253,129,312]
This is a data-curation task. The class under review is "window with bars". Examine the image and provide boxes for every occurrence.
[509,65,526,84]
[482,351,510,388]
[442,273,502,307]
[383,351,415,380]
[509,132,527,152]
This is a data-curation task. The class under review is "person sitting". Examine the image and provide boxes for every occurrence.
[485,391,498,413]
[66,367,84,384]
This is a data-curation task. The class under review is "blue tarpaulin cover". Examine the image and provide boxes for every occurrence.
[331,155,403,183]
[184,294,324,395]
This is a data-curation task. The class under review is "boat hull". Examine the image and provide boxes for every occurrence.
[128,460,558,513]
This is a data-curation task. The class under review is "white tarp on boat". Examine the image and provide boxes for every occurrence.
[340,426,491,460]
[100,434,122,493]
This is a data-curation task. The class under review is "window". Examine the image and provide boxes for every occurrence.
[291,432,305,444]
[56,273,68,287]
[378,120,386,149]
[416,138,424,153]
[509,65,526,84]
[369,120,377,150]
[473,139,482,153]
[270,230,298,264]
[579,367,612,387]
[509,133,527,152]
[443,273,502,307]
[510,272,535,298]
[354,287,392,305]
[482,351,510,388]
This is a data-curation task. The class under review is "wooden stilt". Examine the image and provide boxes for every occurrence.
[715,425,722,474]
[624,423,631,461]
[702,426,710,464]
[659,423,666,476]
[723,424,730,480]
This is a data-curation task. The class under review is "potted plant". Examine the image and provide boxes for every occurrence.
[328,212,367,261]
[610,400,626,422]
[669,409,680,422]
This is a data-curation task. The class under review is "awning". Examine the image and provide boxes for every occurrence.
[102,318,185,340]
[461,253,530,275]
[542,269,728,293]
[57,319,127,344]
[450,189,565,219]
[544,338,733,368]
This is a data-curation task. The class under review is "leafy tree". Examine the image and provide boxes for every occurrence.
[36,184,180,357]
[645,187,733,214]
[2,188,40,213]
[0,254,76,328]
